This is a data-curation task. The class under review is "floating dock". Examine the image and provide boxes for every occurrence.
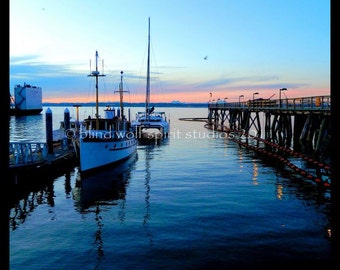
[9,108,79,185]
[178,117,208,122]
[9,141,78,174]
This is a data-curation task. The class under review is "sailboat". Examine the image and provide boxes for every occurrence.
[78,51,137,174]
[131,17,170,140]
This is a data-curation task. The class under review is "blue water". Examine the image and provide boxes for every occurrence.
[9,107,332,269]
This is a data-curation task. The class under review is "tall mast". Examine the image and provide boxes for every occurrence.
[115,70,129,120]
[119,71,124,119]
[88,50,105,129]
[145,17,151,121]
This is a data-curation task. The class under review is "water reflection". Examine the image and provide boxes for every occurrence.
[140,142,158,248]
[137,138,169,247]
[72,154,138,211]
[9,168,77,230]
[274,169,332,243]
[71,154,137,265]
[9,179,55,230]
[235,139,332,242]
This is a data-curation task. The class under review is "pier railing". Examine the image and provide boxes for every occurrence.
[208,95,331,113]
[9,142,48,166]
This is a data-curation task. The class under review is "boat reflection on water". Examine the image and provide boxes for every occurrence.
[72,153,137,264]
[73,153,138,211]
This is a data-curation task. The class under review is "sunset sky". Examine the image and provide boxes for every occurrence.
[10,0,330,104]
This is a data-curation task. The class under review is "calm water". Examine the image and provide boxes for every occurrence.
[9,107,332,269]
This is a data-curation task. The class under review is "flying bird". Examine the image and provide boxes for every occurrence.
[204,56,208,60]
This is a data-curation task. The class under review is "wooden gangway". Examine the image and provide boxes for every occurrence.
[9,142,48,167]
[9,141,77,172]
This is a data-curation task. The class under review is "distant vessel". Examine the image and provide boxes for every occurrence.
[10,83,43,116]
[78,51,137,174]
[131,17,170,140]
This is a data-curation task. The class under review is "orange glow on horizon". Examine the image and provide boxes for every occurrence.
[42,87,330,104]
[43,92,214,103]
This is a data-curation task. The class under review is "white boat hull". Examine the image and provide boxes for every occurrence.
[133,124,169,136]
[79,138,137,173]
[131,113,170,139]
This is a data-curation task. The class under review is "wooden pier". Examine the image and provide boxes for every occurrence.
[206,95,331,188]
[207,95,330,152]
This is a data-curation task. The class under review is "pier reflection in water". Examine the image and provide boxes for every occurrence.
[9,176,56,231]
[9,165,77,231]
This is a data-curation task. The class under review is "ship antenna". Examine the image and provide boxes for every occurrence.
[120,71,124,119]
[102,59,104,75]
[114,70,130,120]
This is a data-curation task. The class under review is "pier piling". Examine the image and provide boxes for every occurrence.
[206,95,331,186]
[64,108,71,144]
[45,108,53,154]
